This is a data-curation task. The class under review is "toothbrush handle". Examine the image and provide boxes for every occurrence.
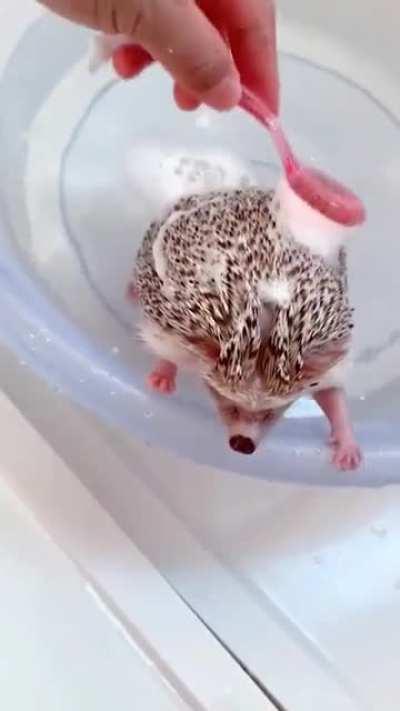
[111,44,298,174]
[239,89,299,175]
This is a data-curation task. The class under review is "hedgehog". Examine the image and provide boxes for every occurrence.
[129,179,362,471]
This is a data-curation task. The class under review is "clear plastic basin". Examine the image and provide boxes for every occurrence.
[0,4,399,486]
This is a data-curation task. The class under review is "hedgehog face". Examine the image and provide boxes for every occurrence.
[207,385,290,455]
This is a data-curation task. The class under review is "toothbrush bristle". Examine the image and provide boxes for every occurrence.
[289,168,366,226]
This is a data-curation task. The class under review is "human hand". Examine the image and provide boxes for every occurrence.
[39,0,279,113]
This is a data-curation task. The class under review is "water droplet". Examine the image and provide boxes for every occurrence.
[19,360,27,368]
[79,378,86,384]
[196,113,211,129]
[394,580,400,591]
[359,395,366,401]
[110,391,116,397]
[111,346,120,355]
[222,687,233,697]
[144,411,154,420]
[313,555,324,566]
[370,524,388,539]
[29,333,36,340]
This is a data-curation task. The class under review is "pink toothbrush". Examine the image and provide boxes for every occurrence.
[110,43,366,228]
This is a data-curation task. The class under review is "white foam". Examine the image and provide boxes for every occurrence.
[258,277,291,308]
[126,143,255,217]
[276,177,355,264]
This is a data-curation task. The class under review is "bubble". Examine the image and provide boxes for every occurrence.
[195,112,212,129]
[370,524,388,539]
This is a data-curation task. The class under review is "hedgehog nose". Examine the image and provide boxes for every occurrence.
[229,435,256,455]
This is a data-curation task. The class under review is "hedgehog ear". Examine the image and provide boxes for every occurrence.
[301,338,350,382]
[186,336,220,361]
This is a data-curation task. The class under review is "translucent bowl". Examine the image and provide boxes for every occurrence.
[0,3,399,486]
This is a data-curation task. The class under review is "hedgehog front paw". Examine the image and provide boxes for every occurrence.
[329,431,362,471]
[126,282,140,303]
[147,361,177,395]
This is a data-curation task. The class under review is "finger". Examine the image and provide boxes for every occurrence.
[173,84,201,111]
[224,0,279,114]
[113,48,223,113]
[112,44,154,79]
[342,455,351,470]
[131,0,241,110]
[38,0,128,31]
[197,0,227,35]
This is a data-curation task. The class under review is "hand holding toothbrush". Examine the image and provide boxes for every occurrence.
[39,0,279,113]
[40,0,365,225]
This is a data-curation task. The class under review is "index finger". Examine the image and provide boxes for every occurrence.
[224,0,279,114]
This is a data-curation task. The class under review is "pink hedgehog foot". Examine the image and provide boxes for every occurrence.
[147,360,177,395]
[127,282,139,303]
[330,431,363,471]
[313,389,362,473]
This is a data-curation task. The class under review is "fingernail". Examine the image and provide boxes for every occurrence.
[203,74,242,111]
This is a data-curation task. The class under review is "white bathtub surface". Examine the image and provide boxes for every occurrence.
[0,389,273,711]
[132,440,400,711]
[2,349,400,711]
[0,483,189,711]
